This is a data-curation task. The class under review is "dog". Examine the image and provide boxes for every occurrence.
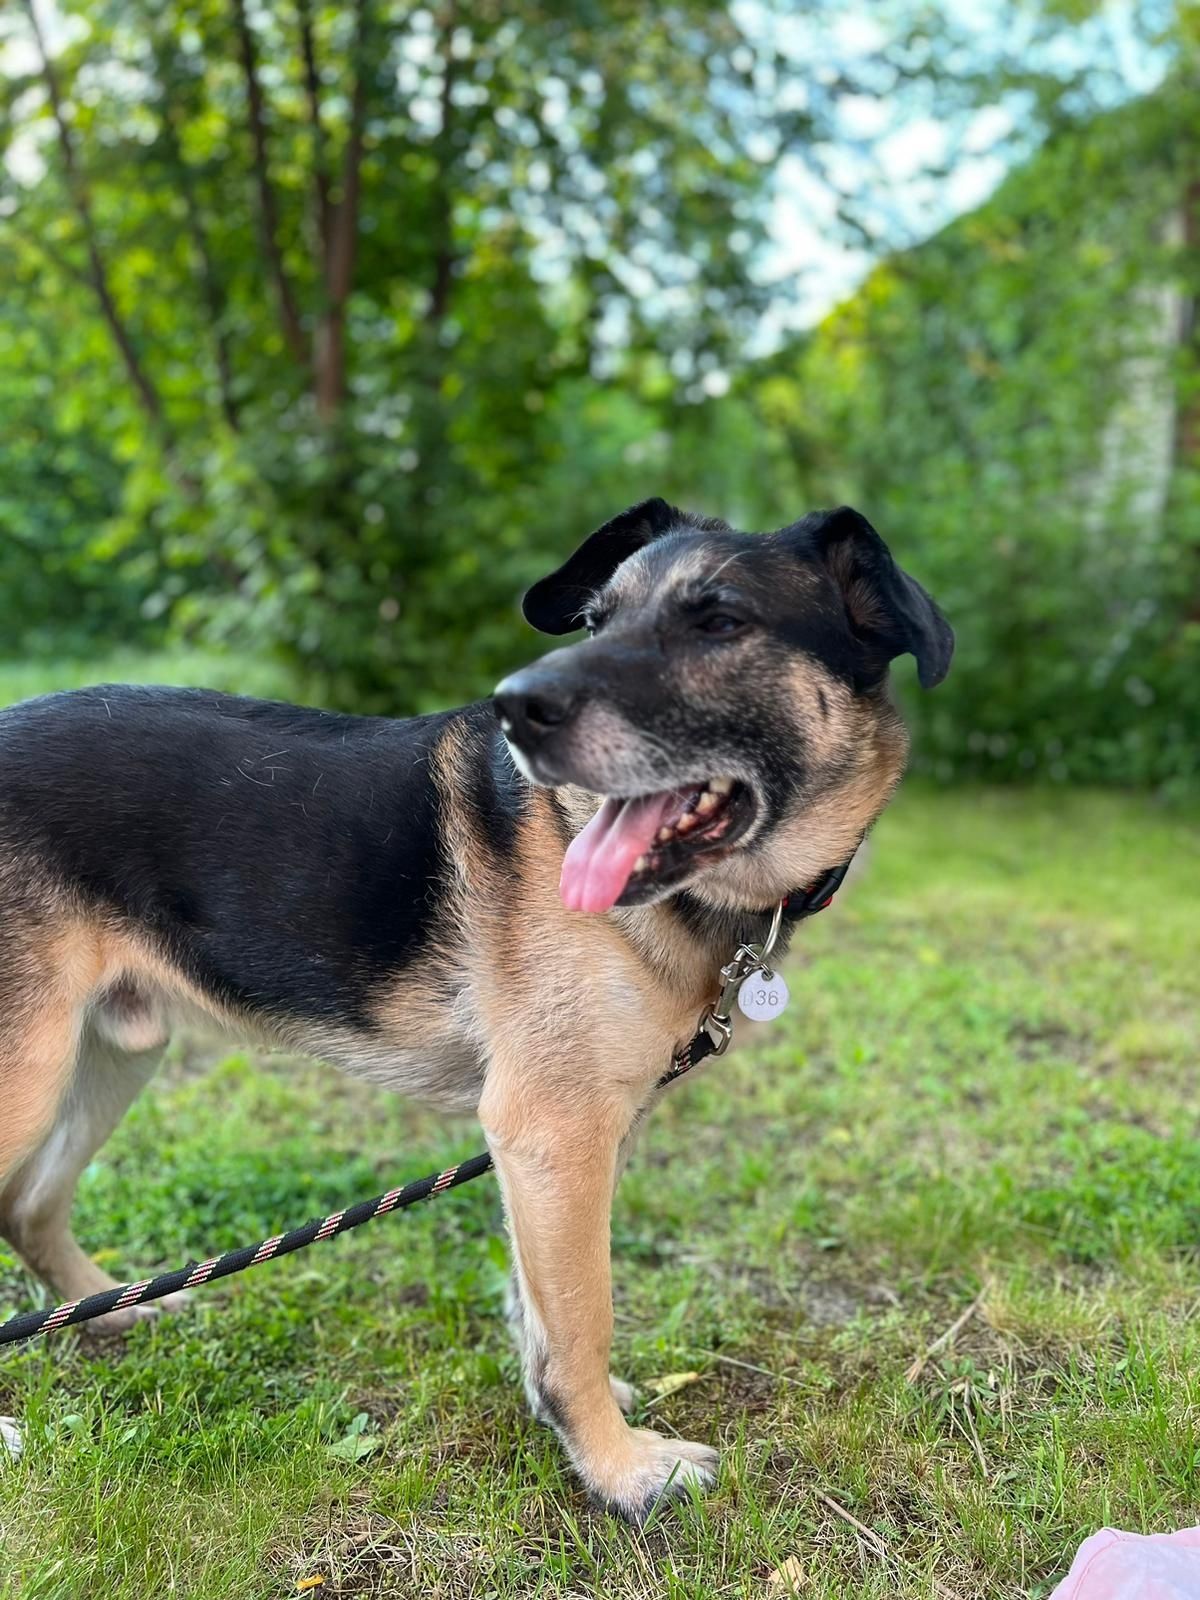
[0,499,951,1519]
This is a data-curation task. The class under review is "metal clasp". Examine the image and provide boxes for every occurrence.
[699,1007,734,1055]
[696,898,786,1057]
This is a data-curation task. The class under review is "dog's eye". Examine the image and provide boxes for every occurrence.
[697,613,745,637]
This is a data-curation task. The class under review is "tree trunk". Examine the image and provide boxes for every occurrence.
[23,0,174,450]
[230,0,308,367]
[1174,176,1200,469]
[153,43,241,432]
[313,0,371,423]
[297,0,332,253]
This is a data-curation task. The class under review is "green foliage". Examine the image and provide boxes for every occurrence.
[0,646,295,707]
[0,0,786,709]
[0,3,1196,783]
[761,92,1200,790]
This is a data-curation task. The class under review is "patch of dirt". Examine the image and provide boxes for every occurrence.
[722,1253,902,1328]
[709,1364,778,1416]
[798,1276,871,1328]
[280,1518,422,1598]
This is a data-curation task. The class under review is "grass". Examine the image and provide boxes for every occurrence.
[1,660,1199,1596]
[0,647,297,708]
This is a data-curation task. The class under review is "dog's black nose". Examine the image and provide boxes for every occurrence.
[493,671,579,746]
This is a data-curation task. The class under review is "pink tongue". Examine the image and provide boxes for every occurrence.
[560,791,680,914]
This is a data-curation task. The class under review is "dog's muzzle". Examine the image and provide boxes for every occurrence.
[493,666,581,754]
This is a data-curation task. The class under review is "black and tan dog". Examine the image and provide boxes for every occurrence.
[0,500,951,1518]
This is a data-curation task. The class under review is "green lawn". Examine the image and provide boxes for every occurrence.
[0,667,1198,1595]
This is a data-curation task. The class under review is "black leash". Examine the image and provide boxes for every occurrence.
[0,862,851,1348]
[0,1153,497,1347]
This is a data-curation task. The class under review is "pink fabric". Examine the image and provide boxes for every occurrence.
[1050,1528,1200,1599]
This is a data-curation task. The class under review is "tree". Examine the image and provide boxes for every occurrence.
[0,0,801,707]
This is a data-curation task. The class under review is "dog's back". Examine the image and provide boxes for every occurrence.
[0,685,460,1022]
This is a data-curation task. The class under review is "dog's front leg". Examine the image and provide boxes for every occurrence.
[481,1067,716,1522]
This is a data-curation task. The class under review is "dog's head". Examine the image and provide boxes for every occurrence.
[494,499,953,914]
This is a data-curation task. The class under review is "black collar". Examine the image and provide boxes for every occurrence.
[671,844,860,949]
[659,844,861,1086]
[779,853,856,921]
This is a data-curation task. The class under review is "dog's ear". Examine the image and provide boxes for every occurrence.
[801,506,954,689]
[522,498,681,634]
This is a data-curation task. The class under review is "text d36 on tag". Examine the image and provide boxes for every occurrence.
[737,971,789,1022]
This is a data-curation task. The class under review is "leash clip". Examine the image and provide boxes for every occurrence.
[699,1005,734,1056]
[697,899,786,1056]
[696,953,753,1057]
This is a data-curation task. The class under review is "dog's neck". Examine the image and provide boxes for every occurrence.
[529,775,854,996]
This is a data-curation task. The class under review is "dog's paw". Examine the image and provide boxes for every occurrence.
[80,1288,191,1337]
[0,1417,23,1461]
[609,1375,638,1415]
[590,1428,718,1524]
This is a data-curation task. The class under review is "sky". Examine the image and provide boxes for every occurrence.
[754,0,1167,338]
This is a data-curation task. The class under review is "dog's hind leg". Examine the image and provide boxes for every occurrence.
[0,994,84,1205]
[0,992,180,1335]
[0,936,90,1459]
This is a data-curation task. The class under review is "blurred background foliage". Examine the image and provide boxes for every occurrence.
[0,0,1197,788]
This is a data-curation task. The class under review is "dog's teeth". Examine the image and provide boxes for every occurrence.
[696,791,720,815]
[676,812,699,834]
[709,777,734,795]
[656,826,674,843]
[633,854,648,872]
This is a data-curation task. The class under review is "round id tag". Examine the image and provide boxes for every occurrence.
[737,969,789,1022]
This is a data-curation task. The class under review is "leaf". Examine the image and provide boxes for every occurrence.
[326,1431,381,1462]
[645,1371,701,1399]
[766,1556,806,1592]
[325,1412,382,1462]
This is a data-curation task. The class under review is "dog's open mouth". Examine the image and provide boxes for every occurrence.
[560,778,755,913]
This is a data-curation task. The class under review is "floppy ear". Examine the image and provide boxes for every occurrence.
[803,506,954,689]
[522,498,681,634]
